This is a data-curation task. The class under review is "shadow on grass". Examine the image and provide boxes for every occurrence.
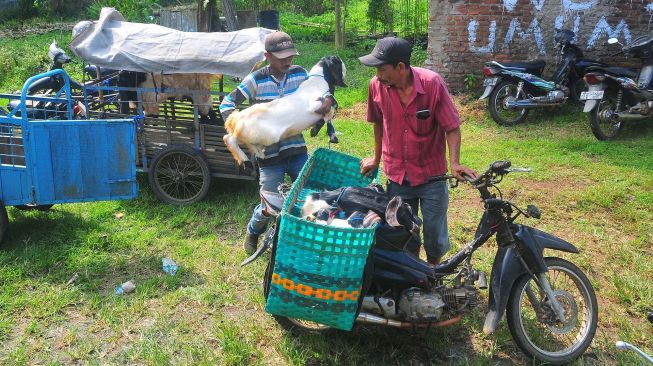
[279,321,521,365]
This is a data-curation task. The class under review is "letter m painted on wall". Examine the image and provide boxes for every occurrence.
[586,16,632,48]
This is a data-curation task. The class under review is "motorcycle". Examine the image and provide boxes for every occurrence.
[479,29,607,126]
[581,35,653,140]
[6,40,118,119]
[244,160,598,365]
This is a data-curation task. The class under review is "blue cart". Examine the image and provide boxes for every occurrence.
[0,69,138,242]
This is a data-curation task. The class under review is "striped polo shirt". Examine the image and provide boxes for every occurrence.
[220,65,308,166]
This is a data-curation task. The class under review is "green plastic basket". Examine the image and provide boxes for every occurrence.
[265,148,377,330]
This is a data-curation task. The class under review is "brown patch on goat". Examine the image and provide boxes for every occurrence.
[225,110,239,134]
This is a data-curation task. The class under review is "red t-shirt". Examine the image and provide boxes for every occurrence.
[367,67,460,186]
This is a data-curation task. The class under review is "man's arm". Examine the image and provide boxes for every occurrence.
[360,80,383,176]
[445,127,477,180]
[219,75,256,120]
[360,122,383,176]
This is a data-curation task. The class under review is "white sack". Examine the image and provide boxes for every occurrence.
[69,7,274,77]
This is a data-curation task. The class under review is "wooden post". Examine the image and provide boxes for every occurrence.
[335,0,343,49]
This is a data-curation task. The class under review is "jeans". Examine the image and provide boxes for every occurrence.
[387,179,450,259]
[247,152,308,236]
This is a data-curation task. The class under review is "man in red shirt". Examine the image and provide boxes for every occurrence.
[359,37,477,265]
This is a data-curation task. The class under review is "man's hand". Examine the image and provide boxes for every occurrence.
[360,157,379,177]
[451,163,478,182]
[314,96,334,116]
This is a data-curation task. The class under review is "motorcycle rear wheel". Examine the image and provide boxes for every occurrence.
[589,94,622,140]
[506,257,598,365]
[262,243,334,334]
[488,80,530,126]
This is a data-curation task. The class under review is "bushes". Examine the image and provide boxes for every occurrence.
[87,0,159,23]
[280,12,334,42]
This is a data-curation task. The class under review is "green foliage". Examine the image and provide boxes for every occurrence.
[0,32,84,93]
[87,0,158,23]
[280,11,335,42]
[0,0,91,21]
[366,0,391,34]
[0,0,37,21]
[411,45,427,67]
[464,73,477,92]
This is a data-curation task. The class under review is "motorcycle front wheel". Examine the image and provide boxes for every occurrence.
[506,257,598,365]
[589,93,622,140]
[488,80,530,126]
[262,229,334,334]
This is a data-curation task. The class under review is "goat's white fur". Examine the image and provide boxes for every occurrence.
[300,195,332,219]
[223,60,346,166]
[130,73,221,116]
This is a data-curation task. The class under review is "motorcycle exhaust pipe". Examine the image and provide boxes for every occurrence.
[505,99,565,109]
[614,112,651,121]
[355,312,462,328]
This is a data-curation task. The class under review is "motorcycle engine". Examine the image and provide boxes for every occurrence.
[398,288,446,321]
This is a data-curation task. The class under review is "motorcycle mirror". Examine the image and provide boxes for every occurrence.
[55,54,72,64]
[526,204,541,219]
[607,38,620,45]
[490,160,511,172]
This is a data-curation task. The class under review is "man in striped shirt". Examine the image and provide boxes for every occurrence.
[220,31,334,254]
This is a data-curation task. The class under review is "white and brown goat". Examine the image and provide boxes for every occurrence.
[223,56,346,166]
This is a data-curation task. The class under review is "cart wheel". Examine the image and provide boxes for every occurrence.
[15,204,54,211]
[0,203,8,243]
[148,145,211,205]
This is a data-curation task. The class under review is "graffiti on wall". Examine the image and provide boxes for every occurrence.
[468,0,646,55]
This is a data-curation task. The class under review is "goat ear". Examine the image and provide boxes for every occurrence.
[327,56,347,88]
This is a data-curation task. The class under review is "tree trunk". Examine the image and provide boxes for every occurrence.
[221,0,239,31]
[335,0,343,49]
[197,0,216,32]
[384,0,393,35]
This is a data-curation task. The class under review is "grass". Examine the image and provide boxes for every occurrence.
[1,30,653,365]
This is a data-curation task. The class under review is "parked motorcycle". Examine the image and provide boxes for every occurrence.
[244,161,598,365]
[581,35,653,140]
[7,40,120,117]
[480,29,607,126]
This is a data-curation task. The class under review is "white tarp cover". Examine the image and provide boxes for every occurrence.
[68,7,274,77]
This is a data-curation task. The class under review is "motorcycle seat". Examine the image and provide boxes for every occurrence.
[496,60,546,76]
[605,67,638,79]
[7,99,65,119]
[84,65,118,78]
[586,66,638,79]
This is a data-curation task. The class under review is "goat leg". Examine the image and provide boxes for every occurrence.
[326,120,338,143]
[310,118,326,137]
[223,134,250,167]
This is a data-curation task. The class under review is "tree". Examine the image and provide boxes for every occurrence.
[197,0,220,32]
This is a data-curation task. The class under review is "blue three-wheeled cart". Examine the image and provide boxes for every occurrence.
[0,69,138,242]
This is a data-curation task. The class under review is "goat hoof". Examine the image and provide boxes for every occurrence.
[240,160,254,173]
[329,135,339,144]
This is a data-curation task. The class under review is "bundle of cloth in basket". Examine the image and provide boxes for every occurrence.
[301,184,422,235]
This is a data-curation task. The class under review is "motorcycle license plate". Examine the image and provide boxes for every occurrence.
[483,77,498,87]
[580,91,604,100]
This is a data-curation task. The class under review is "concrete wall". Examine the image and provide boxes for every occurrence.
[426,0,653,91]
